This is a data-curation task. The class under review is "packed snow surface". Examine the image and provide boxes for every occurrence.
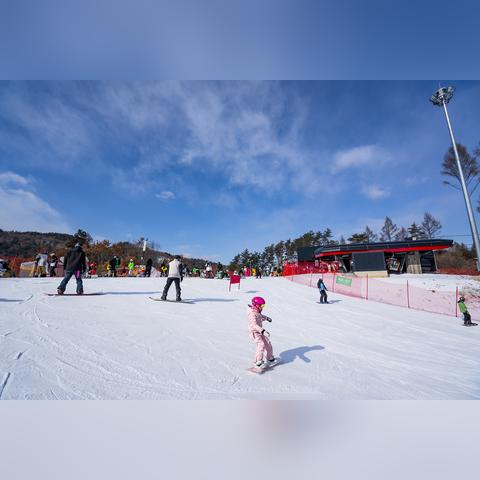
[377,273,480,293]
[1,276,479,399]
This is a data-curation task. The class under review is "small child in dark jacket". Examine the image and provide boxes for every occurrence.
[317,278,328,304]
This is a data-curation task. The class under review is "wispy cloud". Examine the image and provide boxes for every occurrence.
[403,176,428,187]
[331,145,391,173]
[361,184,390,199]
[155,191,175,201]
[0,171,70,232]
[0,82,315,197]
[0,171,30,186]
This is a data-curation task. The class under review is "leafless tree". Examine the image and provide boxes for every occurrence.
[394,227,408,241]
[365,226,378,242]
[441,143,480,194]
[421,212,442,239]
[380,217,398,242]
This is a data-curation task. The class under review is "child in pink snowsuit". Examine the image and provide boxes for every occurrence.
[248,296,276,367]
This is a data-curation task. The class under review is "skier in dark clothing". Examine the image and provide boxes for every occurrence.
[57,243,87,294]
[109,256,119,277]
[317,278,328,304]
[145,258,153,277]
[49,253,58,277]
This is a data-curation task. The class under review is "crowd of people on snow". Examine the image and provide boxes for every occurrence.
[2,241,477,373]
[4,249,287,280]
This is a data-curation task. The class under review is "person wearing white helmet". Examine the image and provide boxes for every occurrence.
[457,296,475,326]
[128,258,135,277]
[49,253,58,277]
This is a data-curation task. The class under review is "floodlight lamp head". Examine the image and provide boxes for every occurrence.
[429,86,455,106]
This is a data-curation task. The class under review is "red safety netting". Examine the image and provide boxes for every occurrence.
[1,256,30,276]
[283,261,341,276]
[284,272,480,320]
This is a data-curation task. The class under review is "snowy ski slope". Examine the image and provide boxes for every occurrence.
[0,276,479,399]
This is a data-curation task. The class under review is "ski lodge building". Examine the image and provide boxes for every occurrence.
[292,239,453,277]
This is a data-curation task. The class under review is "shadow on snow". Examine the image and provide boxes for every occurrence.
[279,345,325,365]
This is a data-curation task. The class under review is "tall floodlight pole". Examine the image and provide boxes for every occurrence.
[430,86,480,271]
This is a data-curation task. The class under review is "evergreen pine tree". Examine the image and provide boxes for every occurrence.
[408,222,425,240]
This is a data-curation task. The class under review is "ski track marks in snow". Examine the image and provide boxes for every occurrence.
[1,276,480,399]
[0,372,11,399]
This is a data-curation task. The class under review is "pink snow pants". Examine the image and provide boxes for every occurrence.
[253,332,273,363]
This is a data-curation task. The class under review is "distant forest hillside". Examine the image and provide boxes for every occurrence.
[0,230,73,258]
[0,229,211,270]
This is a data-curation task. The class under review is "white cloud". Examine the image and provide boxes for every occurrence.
[0,82,313,195]
[361,184,390,200]
[156,191,175,201]
[0,171,30,186]
[1,93,93,167]
[171,82,309,192]
[331,145,391,173]
[403,176,428,187]
[0,171,70,232]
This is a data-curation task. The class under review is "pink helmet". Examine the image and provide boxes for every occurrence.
[251,296,266,308]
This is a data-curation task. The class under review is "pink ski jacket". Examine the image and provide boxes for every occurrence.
[247,306,269,339]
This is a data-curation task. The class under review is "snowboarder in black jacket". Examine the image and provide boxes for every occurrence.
[145,258,153,277]
[57,243,87,295]
[317,278,328,304]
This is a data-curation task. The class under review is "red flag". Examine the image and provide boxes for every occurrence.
[229,274,241,291]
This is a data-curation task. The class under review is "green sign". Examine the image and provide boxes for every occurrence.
[336,276,352,287]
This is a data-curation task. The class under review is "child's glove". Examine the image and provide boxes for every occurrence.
[261,329,270,337]
[264,316,272,323]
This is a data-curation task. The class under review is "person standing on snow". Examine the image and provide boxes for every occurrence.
[49,253,58,277]
[317,278,329,304]
[57,243,87,295]
[145,258,153,277]
[161,263,168,277]
[35,253,48,277]
[109,256,119,277]
[128,259,135,276]
[458,296,474,326]
[161,256,184,301]
[248,296,276,369]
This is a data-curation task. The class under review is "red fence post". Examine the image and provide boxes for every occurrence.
[455,286,458,317]
[332,273,336,293]
[406,280,410,308]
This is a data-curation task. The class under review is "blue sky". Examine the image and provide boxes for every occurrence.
[1,81,480,262]
[2,1,479,80]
